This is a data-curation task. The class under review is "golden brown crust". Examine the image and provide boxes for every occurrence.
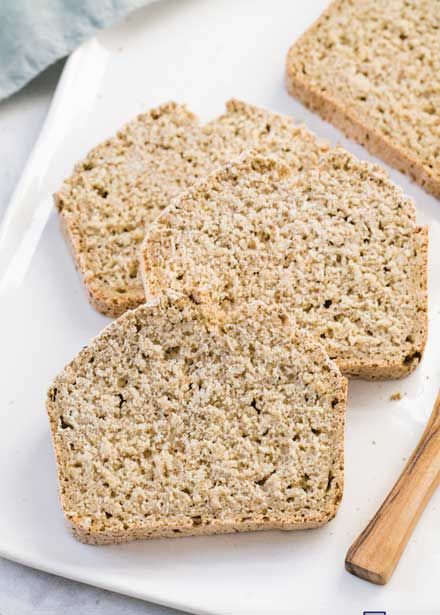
[69,514,332,545]
[285,1,440,199]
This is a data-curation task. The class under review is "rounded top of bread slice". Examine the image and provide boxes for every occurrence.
[47,297,346,544]
[141,150,427,379]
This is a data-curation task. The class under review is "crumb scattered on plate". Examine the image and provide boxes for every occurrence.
[390,392,402,401]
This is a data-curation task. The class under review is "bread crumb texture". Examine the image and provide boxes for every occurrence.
[142,151,427,379]
[55,100,328,316]
[389,392,402,401]
[47,299,346,544]
[286,0,440,197]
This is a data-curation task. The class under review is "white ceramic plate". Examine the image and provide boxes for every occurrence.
[0,1,439,613]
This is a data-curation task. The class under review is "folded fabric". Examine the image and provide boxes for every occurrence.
[0,0,155,101]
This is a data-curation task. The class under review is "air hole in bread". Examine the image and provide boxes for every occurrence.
[191,516,202,526]
[59,416,72,430]
[403,351,421,365]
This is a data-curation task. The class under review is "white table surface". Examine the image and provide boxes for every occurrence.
[0,60,183,615]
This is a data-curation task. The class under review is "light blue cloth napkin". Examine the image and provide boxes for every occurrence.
[0,0,154,101]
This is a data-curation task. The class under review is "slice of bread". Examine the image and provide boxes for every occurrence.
[47,297,346,545]
[286,0,440,198]
[141,151,427,380]
[55,103,207,316]
[55,100,328,317]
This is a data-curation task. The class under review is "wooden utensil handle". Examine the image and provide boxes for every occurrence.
[345,391,440,585]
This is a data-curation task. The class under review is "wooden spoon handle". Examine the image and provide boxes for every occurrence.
[345,391,440,585]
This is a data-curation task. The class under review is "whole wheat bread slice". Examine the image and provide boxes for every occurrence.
[47,297,346,544]
[286,0,440,198]
[55,100,329,317]
[141,151,427,380]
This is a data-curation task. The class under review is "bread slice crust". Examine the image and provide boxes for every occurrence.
[47,298,346,544]
[285,0,440,198]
